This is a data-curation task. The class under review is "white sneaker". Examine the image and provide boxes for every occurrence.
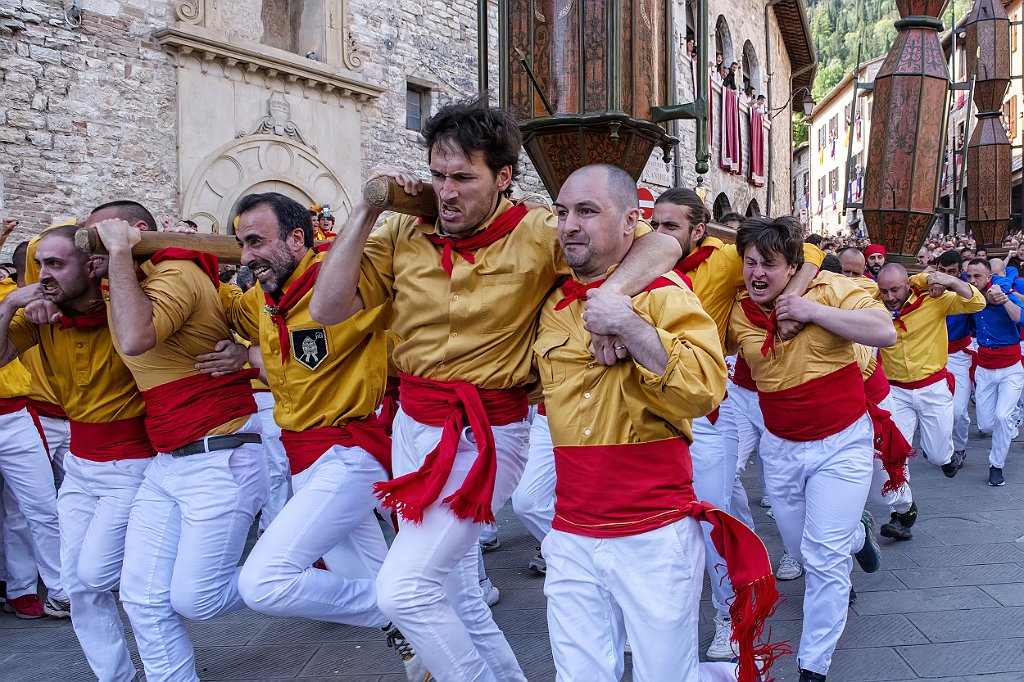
[775,551,804,580]
[480,578,500,607]
[43,595,70,618]
[705,613,736,660]
[759,495,771,508]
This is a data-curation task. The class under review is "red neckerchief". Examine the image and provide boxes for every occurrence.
[264,248,327,364]
[893,291,927,332]
[739,298,778,357]
[674,244,716,275]
[149,248,219,286]
[425,204,529,276]
[58,302,107,331]
[555,274,685,311]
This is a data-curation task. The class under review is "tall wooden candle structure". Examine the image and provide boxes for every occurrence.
[862,0,951,259]
[499,0,682,196]
[964,0,1012,248]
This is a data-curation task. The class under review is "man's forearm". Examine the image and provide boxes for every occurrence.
[604,232,682,296]
[811,306,896,348]
[0,301,20,367]
[107,249,156,356]
[949,278,974,299]
[1005,300,1022,323]
[309,203,378,325]
[616,313,669,375]
[782,262,819,297]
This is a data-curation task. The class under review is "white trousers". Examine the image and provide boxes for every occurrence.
[376,408,529,682]
[120,415,267,682]
[511,413,556,544]
[867,394,914,514]
[946,350,974,452]
[761,414,873,676]
[0,408,66,601]
[238,443,389,627]
[889,381,954,467]
[1,481,38,597]
[716,382,764,530]
[544,520,704,682]
[59,453,150,682]
[975,363,1024,469]
[255,392,291,532]
[690,415,734,615]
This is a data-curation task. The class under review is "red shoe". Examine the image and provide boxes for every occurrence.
[7,594,45,619]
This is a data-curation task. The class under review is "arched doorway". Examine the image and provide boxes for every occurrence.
[714,16,734,68]
[180,135,353,234]
[713,192,732,221]
[742,41,760,95]
[745,199,761,217]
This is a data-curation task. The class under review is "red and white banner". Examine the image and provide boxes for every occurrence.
[748,108,765,187]
[720,86,742,176]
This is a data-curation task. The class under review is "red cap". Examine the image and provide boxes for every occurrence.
[864,244,887,259]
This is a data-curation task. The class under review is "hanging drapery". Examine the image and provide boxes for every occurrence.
[720,86,742,175]
[748,108,765,187]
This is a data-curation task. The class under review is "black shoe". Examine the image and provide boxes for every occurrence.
[854,511,881,573]
[954,450,966,469]
[941,460,958,478]
[880,514,913,541]
[848,586,857,605]
[989,466,1006,487]
[799,668,827,681]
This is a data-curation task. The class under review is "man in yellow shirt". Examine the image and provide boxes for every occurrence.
[652,187,825,656]
[219,191,428,679]
[728,216,896,682]
[876,263,985,477]
[91,200,267,682]
[0,224,153,680]
[309,99,681,681]
[539,164,775,682]
[0,270,67,620]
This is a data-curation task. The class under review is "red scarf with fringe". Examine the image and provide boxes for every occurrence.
[552,437,786,682]
[426,204,528,277]
[863,362,912,495]
[263,246,330,365]
[149,248,219,286]
[892,292,927,332]
[674,244,716,275]
[373,372,528,524]
[739,298,778,357]
[280,414,392,477]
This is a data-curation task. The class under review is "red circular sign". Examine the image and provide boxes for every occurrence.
[638,187,655,220]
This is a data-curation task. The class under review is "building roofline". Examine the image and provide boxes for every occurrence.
[770,0,818,106]
[807,55,886,123]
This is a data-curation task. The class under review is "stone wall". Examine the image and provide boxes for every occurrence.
[0,0,179,255]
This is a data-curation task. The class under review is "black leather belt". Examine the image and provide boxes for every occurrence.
[169,433,262,457]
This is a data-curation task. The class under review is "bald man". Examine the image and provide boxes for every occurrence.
[877,264,985,482]
[838,248,866,280]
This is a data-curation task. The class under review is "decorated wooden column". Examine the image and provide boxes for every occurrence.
[500,0,677,196]
[862,0,951,259]
[964,0,1012,247]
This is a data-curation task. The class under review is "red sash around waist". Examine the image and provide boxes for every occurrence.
[373,372,528,524]
[69,417,155,462]
[889,367,953,392]
[28,399,67,420]
[758,363,866,441]
[537,401,547,417]
[140,369,258,452]
[976,344,1023,371]
[379,376,401,437]
[553,437,785,682]
[0,396,27,416]
[281,415,392,477]
[863,361,891,405]
[731,356,757,392]
[948,336,972,355]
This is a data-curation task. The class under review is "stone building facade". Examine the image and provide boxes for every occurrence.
[0,0,813,259]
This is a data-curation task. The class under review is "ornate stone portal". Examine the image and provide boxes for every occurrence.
[157,0,382,233]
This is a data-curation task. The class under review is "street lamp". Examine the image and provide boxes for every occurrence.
[769,87,815,120]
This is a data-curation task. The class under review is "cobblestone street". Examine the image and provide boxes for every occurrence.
[5,427,1024,681]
